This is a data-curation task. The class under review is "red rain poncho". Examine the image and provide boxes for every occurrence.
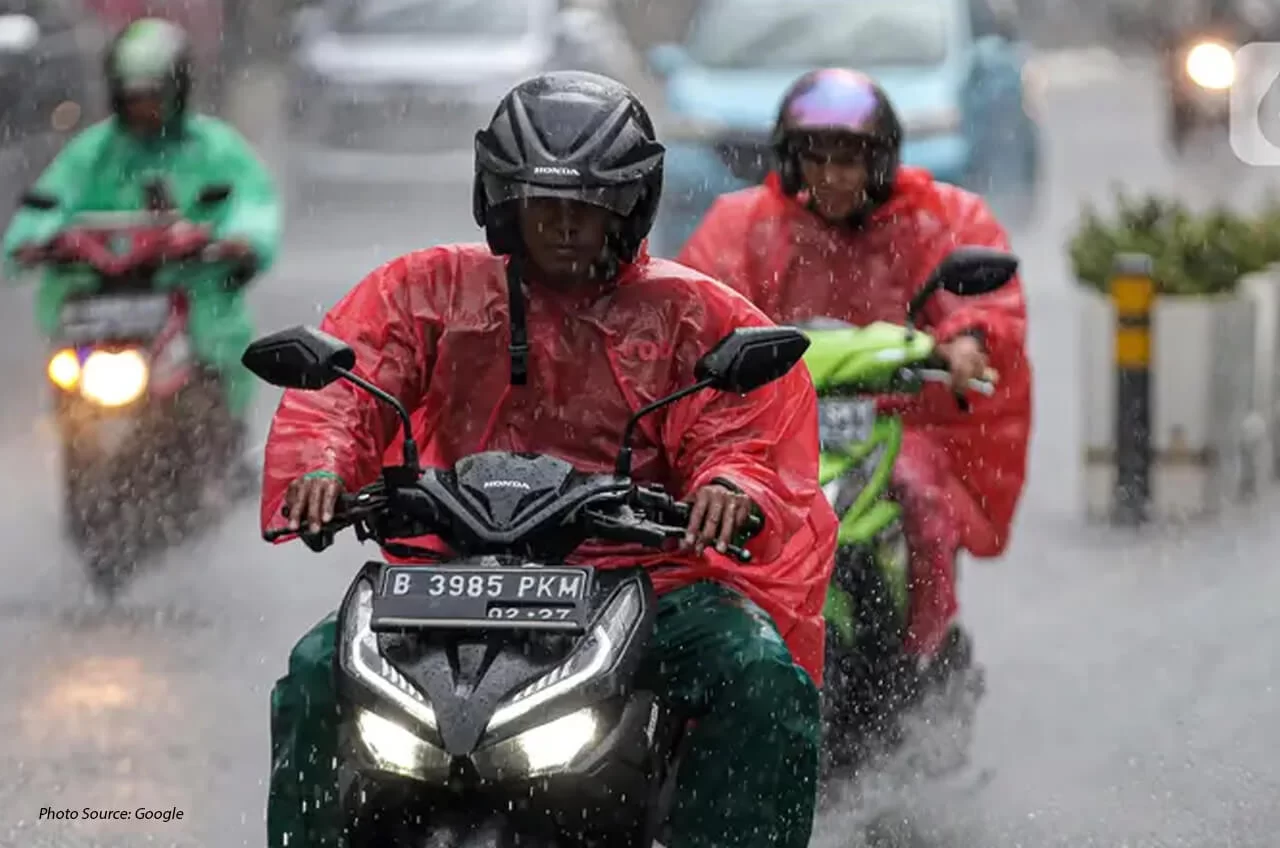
[260,244,838,682]
[678,167,1032,655]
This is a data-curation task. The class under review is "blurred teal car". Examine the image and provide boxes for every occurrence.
[646,0,1042,256]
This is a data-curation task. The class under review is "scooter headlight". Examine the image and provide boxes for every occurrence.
[47,348,81,390]
[79,349,148,407]
[355,709,449,778]
[1185,41,1235,90]
[513,707,600,774]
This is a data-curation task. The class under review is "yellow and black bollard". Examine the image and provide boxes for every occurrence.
[1110,253,1155,525]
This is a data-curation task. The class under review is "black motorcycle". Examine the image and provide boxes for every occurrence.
[243,322,808,847]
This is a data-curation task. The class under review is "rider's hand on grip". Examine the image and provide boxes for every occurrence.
[283,471,346,534]
[683,482,757,558]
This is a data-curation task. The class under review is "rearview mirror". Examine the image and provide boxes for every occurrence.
[241,325,355,390]
[694,326,810,394]
[0,14,38,53]
[197,184,233,205]
[19,190,58,211]
[907,246,1019,320]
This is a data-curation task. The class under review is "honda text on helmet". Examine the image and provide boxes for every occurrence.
[772,68,903,225]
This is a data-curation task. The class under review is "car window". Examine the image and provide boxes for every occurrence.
[686,0,953,70]
[329,0,535,38]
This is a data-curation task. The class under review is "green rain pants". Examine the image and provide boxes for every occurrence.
[267,580,821,848]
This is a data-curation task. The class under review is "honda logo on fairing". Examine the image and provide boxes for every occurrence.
[484,480,531,490]
[533,166,579,176]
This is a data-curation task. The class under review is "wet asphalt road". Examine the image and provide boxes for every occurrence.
[3,57,1280,847]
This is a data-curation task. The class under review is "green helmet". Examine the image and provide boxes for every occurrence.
[105,18,193,122]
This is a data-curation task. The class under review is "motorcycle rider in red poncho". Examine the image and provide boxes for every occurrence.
[258,71,837,848]
[678,68,1032,663]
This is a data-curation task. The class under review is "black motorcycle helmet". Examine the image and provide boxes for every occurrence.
[472,71,666,263]
[771,68,903,219]
[105,18,193,132]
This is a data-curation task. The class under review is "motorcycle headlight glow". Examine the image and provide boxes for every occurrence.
[356,708,448,777]
[340,580,439,732]
[79,349,148,407]
[513,707,599,775]
[47,349,81,390]
[1186,41,1235,90]
[485,583,643,736]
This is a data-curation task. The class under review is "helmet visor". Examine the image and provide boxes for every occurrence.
[480,173,644,217]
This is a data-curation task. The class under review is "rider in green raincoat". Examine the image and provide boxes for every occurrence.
[2,18,281,466]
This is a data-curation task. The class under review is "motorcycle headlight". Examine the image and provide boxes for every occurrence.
[47,348,81,390]
[356,708,449,778]
[1186,41,1235,90]
[484,583,643,736]
[340,580,439,732]
[513,707,600,775]
[79,349,148,407]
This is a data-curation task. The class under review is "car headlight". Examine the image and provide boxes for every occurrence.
[340,580,439,732]
[47,348,81,390]
[485,583,643,736]
[901,106,961,137]
[79,349,148,407]
[356,709,449,778]
[1186,41,1235,90]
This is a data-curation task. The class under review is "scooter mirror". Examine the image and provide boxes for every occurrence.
[694,326,810,394]
[907,246,1020,320]
[241,325,355,390]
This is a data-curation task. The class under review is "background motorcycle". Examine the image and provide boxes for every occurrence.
[243,322,804,848]
[797,247,1019,789]
[18,180,251,595]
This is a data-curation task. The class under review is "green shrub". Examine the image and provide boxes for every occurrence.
[1069,187,1280,295]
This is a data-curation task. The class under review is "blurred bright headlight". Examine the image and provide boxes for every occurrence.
[357,709,445,776]
[1186,41,1235,90]
[514,707,599,775]
[80,349,148,407]
[901,106,961,137]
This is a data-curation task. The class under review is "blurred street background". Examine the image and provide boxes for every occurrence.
[4,0,1280,845]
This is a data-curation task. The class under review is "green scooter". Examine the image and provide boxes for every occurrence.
[799,246,1019,781]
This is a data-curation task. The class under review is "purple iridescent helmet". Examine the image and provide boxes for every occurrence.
[771,68,903,200]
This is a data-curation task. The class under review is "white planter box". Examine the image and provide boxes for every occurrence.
[1080,287,1261,521]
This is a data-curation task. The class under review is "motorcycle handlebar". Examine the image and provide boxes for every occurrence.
[264,480,760,563]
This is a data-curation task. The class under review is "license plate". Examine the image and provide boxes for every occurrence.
[370,565,593,632]
[58,294,171,338]
[818,399,876,451]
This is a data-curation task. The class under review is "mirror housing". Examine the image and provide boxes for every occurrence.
[0,14,38,53]
[615,326,809,475]
[907,246,1019,320]
[19,190,58,211]
[694,326,810,394]
[241,325,355,390]
[197,184,233,205]
[648,43,690,77]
